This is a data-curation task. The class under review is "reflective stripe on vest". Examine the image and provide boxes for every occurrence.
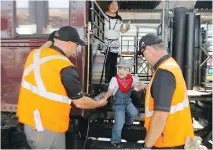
[21,49,72,104]
[145,61,189,117]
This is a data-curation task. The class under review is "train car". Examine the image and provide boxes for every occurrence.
[1,1,89,149]
[1,0,212,149]
[1,1,146,148]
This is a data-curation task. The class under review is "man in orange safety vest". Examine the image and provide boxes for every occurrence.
[17,26,108,149]
[138,33,194,149]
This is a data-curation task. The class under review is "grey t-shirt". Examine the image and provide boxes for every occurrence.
[50,45,84,100]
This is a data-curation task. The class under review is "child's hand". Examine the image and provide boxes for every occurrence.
[134,82,145,91]
[97,97,108,107]
[102,96,108,102]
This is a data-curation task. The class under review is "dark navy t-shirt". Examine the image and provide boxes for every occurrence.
[150,55,176,112]
[51,45,84,100]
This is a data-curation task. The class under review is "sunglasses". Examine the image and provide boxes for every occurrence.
[141,47,146,57]
[138,37,163,57]
[137,46,146,57]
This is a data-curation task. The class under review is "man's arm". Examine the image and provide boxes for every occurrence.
[72,96,107,109]
[144,111,169,148]
[144,69,176,148]
[61,66,107,109]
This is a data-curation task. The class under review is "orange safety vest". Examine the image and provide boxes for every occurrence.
[144,57,194,148]
[17,48,74,133]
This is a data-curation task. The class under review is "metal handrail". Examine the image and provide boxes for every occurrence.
[90,1,105,43]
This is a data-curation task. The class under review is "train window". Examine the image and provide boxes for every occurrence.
[16,0,69,35]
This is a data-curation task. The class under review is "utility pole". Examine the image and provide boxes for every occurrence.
[161,0,169,49]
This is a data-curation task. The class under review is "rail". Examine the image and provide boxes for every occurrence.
[89,0,107,95]
[120,35,152,80]
[90,1,106,43]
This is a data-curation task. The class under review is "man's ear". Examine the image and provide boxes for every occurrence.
[69,42,76,49]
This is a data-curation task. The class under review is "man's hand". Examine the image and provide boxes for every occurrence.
[72,96,107,109]
[144,111,169,148]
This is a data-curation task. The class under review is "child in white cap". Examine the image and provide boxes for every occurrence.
[99,58,144,148]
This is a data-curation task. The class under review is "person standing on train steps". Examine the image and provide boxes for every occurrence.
[98,58,145,149]
[16,26,108,149]
[137,33,194,149]
[104,0,130,83]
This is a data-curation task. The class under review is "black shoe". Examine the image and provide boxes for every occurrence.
[111,143,122,149]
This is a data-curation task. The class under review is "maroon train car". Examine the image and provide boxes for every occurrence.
[1,1,107,148]
[1,1,90,114]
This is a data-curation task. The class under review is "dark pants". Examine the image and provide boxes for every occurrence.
[105,51,118,83]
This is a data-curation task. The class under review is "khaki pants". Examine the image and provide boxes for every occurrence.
[24,124,65,149]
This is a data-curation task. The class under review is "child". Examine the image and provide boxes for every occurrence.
[100,58,144,148]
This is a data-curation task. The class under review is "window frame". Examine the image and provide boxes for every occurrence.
[15,0,71,37]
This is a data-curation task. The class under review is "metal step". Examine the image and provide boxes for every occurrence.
[86,139,143,149]
[89,92,145,121]
[88,108,145,121]
[88,121,146,142]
